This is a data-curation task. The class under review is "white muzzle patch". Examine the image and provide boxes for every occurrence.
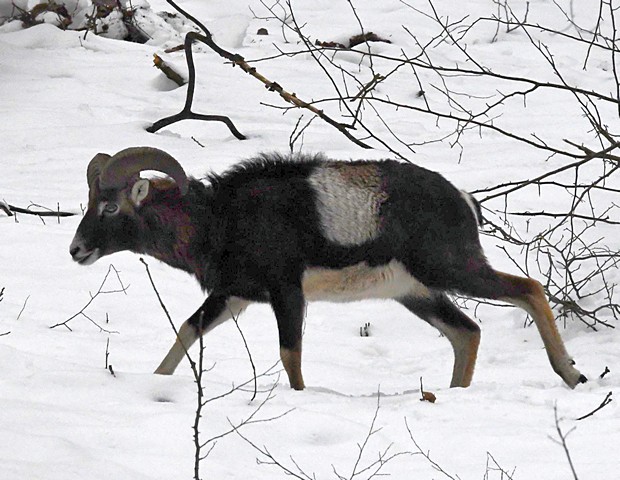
[69,235,101,265]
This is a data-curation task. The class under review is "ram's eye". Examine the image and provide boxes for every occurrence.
[102,203,119,216]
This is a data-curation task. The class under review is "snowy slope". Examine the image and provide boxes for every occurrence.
[1,1,618,479]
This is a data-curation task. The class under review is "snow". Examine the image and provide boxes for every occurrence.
[1,0,618,479]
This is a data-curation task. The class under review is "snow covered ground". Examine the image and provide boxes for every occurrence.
[1,0,618,478]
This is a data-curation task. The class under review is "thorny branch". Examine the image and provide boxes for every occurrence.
[140,258,205,479]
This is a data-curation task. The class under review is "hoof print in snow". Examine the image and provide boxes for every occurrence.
[153,396,174,403]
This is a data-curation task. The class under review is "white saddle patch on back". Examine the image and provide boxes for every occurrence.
[302,260,431,303]
[309,164,388,246]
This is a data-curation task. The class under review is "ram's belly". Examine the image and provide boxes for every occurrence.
[301,260,430,302]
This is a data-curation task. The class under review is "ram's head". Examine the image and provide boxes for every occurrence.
[69,147,188,265]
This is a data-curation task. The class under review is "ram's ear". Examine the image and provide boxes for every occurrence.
[130,178,151,207]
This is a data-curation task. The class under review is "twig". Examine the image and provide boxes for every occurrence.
[405,417,459,480]
[140,258,198,375]
[203,381,293,455]
[552,404,579,480]
[231,311,258,402]
[51,264,127,331]
[576,392,613,421]
[105,337,111,369]
[16,295,30,321]
[483,451,515,480]
[106,335,116,376]
[288,115,315,153]
[236,388,407,480]
[0,286,6,334]
[336,389,409,480]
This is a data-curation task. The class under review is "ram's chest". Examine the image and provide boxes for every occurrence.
[301,260,430,302]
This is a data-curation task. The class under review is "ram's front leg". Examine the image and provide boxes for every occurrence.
[270,283,306,390]
[155,295,249,375]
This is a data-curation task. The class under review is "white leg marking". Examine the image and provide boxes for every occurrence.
[154,297,249,375]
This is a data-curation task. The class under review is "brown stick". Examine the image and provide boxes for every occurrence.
[151,0,371,149]
[1,202,75,217]
[153,53,185,87]
[147,31,247,140]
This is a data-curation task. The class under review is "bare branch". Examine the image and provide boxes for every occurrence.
[51,264,127,331]
[151,0,372,149]
[1,202,75,218]
[551,404,580,480]
[576,391,613,421]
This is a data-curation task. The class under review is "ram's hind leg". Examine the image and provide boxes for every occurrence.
[491,272,587,388]
[398,293,481,388]
[155,295,249,375]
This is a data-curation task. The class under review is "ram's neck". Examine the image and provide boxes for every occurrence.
[139,179,213,283]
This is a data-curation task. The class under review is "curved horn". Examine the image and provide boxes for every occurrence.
[99,147,188,195]
[87,153,111,189]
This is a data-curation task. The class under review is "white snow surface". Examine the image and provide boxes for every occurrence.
[1,1,619,479]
